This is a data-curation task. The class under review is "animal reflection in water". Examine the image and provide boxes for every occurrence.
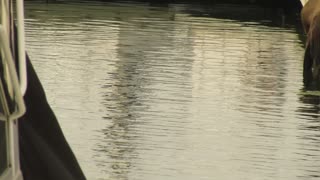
[301,0,320,87]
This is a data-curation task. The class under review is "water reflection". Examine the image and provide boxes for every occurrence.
[23,1,320,180]
[188,17,304,179]
[100,6,195,179]
[296,94,320,179]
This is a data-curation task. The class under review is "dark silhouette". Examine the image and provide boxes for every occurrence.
[18,55,86,180]
[13,23,86,179]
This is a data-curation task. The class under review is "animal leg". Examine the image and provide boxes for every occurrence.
[303,44,313,85]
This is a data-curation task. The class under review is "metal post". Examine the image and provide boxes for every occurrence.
[16,0,27,96]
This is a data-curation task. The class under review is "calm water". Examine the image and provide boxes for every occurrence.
[24,1,320,180]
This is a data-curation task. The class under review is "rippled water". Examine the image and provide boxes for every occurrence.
[24,1,320,180]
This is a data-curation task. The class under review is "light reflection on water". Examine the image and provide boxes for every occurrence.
[24,1,320,180]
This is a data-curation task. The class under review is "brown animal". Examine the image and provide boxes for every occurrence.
[301,0,320,82]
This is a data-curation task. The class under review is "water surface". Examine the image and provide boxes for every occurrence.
[24,1,320,180]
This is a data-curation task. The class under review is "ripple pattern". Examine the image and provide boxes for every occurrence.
[24,2,319,180]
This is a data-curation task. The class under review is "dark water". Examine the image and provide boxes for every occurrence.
[24,1,320,180]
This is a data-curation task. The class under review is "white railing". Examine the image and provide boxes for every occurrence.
[0,0,27,180]
[0,25,26,121]
[16,0,27,95]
